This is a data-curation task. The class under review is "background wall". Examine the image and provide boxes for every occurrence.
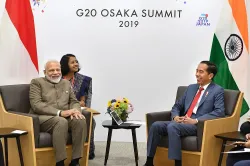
[0,0,226,142]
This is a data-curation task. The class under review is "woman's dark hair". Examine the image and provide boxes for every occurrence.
[240,121,250,135]
[60,54,81,76]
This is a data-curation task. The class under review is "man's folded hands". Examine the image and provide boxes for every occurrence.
[61,109,85,120]
[174,115,197,124]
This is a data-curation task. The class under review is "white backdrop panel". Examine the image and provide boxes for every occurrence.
[0,0,224,142]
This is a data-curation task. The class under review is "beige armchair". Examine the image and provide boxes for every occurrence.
[146,86,243,166]
[0,84,93,166]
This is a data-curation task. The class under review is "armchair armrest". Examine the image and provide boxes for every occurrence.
[197,119,206,151]
[9,111,40,148]
[146,111,171,134]
[196,117,237,151]
[82,110,93,142]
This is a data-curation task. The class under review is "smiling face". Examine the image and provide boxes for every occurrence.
[44,61,62,83]
[68,56,79,73]
[196,63,214,86]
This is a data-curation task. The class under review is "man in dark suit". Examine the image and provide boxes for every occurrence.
[144,61,225,166]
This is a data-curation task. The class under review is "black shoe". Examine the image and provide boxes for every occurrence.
[89,153,95,160]
[69,158,80,166]
[56,160,65,166]
[69,163,79,166]
[144,156,154,166]
[175,160,182,166]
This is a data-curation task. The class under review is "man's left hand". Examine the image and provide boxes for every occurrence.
[70,109,85,120]
[183,116,197,124]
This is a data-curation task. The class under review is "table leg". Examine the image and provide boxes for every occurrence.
[104,128,113,166]
[16,136,24,166]
[0,140,4,166]
[131,129,138,166]
[218,140,226,166]
[4,138,8,166]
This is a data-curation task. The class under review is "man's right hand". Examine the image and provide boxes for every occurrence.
[60,109,75,118]
[174,116,185,123]
[246,133,250,140]
[80,100,85,107]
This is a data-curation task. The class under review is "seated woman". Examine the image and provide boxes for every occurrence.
[226,131,250,166]
[233,160,250,166]
[240,121,250,135]
[60,54,96,160]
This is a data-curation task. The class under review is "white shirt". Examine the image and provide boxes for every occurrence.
[192,83,210,114]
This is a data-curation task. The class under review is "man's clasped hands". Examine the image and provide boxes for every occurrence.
[173,115,198,125]
[60,109,85,120]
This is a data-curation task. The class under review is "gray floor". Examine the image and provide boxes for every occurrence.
[89,141,147,166]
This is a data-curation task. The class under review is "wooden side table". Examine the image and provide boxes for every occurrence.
[0,128,28,166]
[215,131,245,166]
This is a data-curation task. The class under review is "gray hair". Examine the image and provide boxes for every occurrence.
[44,60,60,70]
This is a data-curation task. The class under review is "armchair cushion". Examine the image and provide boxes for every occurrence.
[39,132,52,148]
[197,119,205,151]
[224,89,240,116]
[175,86,188,102]
[0,84,30,113]
[38,132,79,148]
[158,136,199,151]
[146,111,171,134]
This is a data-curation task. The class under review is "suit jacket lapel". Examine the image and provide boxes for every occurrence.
[198,82,215,107]
[185,84,199,114]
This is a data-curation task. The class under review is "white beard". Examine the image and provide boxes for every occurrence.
[45,74,62,84]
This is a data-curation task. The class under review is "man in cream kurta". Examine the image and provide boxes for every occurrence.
[29,60,86,166]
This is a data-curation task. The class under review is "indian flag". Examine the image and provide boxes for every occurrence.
[210,0,250,122]
[0,0,39,85]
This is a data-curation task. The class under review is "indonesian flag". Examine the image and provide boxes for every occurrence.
[209,0,250,123]
[0,0,39,85]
